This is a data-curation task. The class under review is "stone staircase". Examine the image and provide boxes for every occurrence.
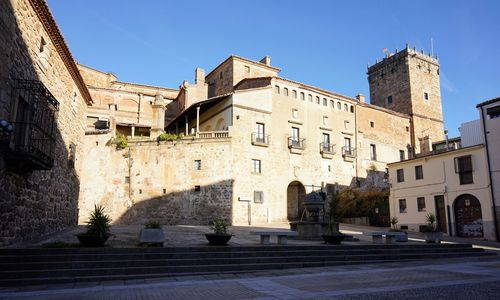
[0,244,494,287]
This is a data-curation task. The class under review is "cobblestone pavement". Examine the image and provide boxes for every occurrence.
[1,257,500,299]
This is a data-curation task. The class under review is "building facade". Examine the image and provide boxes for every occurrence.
[0,0,91,245]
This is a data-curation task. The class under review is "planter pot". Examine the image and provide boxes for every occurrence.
[139,228,165,247]
[424,231,443,243]
[205,234,232,246]
[321,234,345,245]
[76,233,109,247]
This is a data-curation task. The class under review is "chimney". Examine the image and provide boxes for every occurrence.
[195,67,205,85]
[356,94,365,103]
[260,55,271,66]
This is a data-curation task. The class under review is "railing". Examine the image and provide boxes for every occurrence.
[320,143,336,154]
[196,131,230,139]
[341,146,356,157]
[251,133,270,145]
[288,137,305,149]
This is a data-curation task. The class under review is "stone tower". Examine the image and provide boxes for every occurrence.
[367,45,444,154]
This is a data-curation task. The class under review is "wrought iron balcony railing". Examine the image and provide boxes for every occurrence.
[341,146,356,157]
[288,137,305,149]
[2,79,59,170]
[320,142,336,154]
[251,132,270,146]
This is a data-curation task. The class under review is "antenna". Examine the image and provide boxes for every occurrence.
[431,38,434,57]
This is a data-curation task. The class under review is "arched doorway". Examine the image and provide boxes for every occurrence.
[454,194,483,237]
[287,181,306,221]
[215,118,225,131]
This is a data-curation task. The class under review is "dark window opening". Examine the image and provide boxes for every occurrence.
[194,185,201,192]
[417,197,426,212]
[397,169,404,182]
[415,165,423,180]
[454,155,473,185]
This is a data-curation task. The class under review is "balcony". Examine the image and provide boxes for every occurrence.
[251,133,270,147]
[288,137,305,154]
[341,146,356,162]
[196,131,230,139]
[2,79,59,170]
[320,142,336,159]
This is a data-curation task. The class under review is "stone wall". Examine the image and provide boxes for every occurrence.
[0,0,88,246]
[78,133,234,225]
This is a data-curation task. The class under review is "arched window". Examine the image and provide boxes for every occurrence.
[344,103,348,111]
[284,87,289,96]
[350,105,354,113]
[316,96,320,104]
[308,94,313,102]
[300,92,305,100]
[323,98,327,106]
[337,102,341,110]
[330,100,335,108]
[292,90,297,99]
[275,85,280,94]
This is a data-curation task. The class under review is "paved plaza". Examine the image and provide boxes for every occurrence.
[1,256,499,299]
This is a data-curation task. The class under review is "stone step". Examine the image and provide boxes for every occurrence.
[0,243,475,256]
[0,247,484,268]
[0,253,494,287]
[0,251,492,280]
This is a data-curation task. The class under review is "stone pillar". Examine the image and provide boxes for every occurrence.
[131,126,135,138]
[150,93,166,139]
[196,106,200,134]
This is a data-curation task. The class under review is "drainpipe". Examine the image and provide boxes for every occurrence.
[354,104,359,186]
[480,106,500,241]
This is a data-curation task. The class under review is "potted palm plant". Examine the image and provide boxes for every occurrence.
[77,204,111,247]
[423,213,443,243]
[139,220,165,247]
[205,219,232,245]
[389,217,408,242]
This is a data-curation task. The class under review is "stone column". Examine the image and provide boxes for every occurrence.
[150,93,166,139]
[196,106,200,134]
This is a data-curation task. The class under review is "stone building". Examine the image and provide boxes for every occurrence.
[0,0,91,245]
[78,64,178,139]
[79,52,440,226]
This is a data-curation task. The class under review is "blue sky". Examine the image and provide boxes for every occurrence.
[48,0,499,137]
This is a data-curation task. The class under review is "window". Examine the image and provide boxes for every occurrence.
[323,133,330,147]
[397,169,404,182]
[245,66,250,73]
[423,92,429,100]
[387,95,393,105]
[219,72,223,79]
[415,165,423,180]
[417,197,426,212]
[399,150,405,161]
[255,122,265,141]
[328,165,331,172]
[322,115,328,125]
[308,94,313,102]
[292,109,298,119]
[284,87,289,96]
[370,144,377,161]
[344,120,350,130]
[370,121,374,128]
[292,90,297,99]
[194,160,201,170]
[316,96,320,104]
[344,137,351,148]
[300,92,305,100]
[252,159,261,173]
[254,191,264,203]
[330,100,335,108]
[337,102,341,110]
[487,105,500,119]
[194,185,201,192]
[399,199,407,213]
[350,105,354,113]
[291,127,300,141]
[344,103,348,111]
[323,98,327,106]
[406,126,409,132]
[39,37,47,53]
[275,85,280,94]
[454,155,473,184]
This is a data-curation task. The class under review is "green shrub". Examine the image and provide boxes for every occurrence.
[336,188,389,219]
[425,213,438,232]
[115,134,128,150]
[145,220,161,229]
[86,204,111,238]
[211,219,229,235]
[158,132,179,142]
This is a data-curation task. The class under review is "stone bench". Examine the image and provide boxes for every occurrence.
[371,231,407,244]
[251,231,298,245]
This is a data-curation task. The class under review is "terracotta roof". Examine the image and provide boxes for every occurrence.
[387,144,484,166]
[30,0,93,104]
[476,97,500,108]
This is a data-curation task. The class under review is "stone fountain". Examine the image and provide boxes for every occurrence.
[289,191,328,239]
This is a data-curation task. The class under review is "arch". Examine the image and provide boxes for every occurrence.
[454,194,483,237]
[203,125,212,131]
[286,181,306,221]
[215,118,225,131]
